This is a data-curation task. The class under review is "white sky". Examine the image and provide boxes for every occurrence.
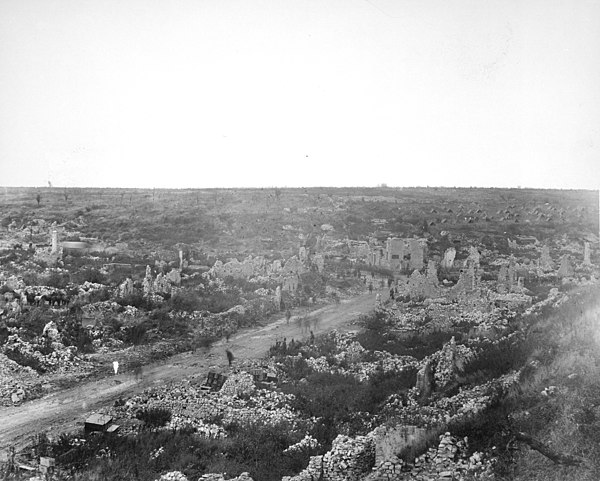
[0,0,599,189]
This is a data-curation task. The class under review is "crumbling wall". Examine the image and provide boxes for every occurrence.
[282,256,307,276]
[583,241,592,266]
[451,263,481,298]
[426,260,439,287]
[282,275,299,293]
[282,434,375,481]
[557,254,574,278]
[539,245,554,271]
[441,247,456,270]
[312,254,325,273]
[463,246,480,268]
[415,361,434,401]
[371,432,491,481]
[115,277,135,298]
[497,265,509,294]
[408,239,425,270]
[373,425,432,465]
[348,240,371,261]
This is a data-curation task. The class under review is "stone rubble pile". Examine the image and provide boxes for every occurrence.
[3,333,79,374]
[219,372,256,397]
[112,381,306,434]
[0,352,40,406]
[156,471,188,481]
[198,472,254,481]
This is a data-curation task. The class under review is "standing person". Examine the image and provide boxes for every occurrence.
[368,283,373,294]
[285,308,292,325]
[310,330,315,344]
[226,349,234,367]
[133,364,143,382]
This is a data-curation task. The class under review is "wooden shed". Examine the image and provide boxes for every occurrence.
[85,414,113,432]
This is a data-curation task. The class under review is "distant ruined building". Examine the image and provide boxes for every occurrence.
[366,237,427,273]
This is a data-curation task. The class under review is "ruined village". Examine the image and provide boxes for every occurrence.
[0,186,599,481]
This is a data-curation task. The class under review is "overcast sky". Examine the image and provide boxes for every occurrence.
[0,0,599,189]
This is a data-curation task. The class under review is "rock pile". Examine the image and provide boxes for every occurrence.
[198,473,254,481]
[0,353,39,406]
[219,372,255,397]
[156,471,188,481]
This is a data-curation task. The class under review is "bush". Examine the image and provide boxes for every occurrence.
[45,271,70,289]
[124,323,147,345]
[136,407,172,428]
[74,267,107,285]
[117,292,151,309]
[4,348,47,373]
[169,289,201,312]
[60,318,95,353]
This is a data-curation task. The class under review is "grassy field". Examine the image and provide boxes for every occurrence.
[1,187,597,259]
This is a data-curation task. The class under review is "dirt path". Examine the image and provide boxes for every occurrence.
[0,291,383,459]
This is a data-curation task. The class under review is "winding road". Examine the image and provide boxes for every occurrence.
[0,291,382,460]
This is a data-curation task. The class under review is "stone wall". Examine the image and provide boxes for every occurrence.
[441,248,456,270]
[282,434,375,481]
[373,425,432,465]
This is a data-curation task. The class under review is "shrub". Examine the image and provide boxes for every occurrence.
[136,407,172,428]
[4,348,47,373]
[117,292,152,309]
[74,267,107,285]
[124,323,147,345]
[169,289,201,312]
[45,271,70,288]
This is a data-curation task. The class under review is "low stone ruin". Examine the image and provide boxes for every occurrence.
[283,434,375,481]
[369,432,490,480]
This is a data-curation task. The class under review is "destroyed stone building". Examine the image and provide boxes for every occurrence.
[379,237,427,272]
[557,254,574,278]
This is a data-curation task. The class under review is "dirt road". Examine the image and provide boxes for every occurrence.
[0,291,382,458]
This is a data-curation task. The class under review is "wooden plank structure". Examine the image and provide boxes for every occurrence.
[200,371,227,392]
[84,414,113,432]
